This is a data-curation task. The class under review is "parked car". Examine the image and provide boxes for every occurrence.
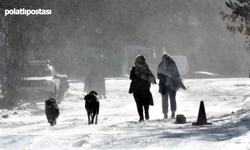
[18,60,69,102]
[191,71,224,79]
[172,55,189,76]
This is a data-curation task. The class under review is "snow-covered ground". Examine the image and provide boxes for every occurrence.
[0,78,250,150]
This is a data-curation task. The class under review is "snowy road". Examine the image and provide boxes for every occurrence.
[0,78,250,150]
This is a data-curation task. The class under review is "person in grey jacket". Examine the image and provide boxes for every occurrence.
[157,54,186,119]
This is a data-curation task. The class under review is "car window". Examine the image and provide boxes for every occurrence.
[24,67,52,77]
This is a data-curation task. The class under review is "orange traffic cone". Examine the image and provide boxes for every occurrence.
[192,101,212,125]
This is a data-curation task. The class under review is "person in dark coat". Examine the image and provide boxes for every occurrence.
[157,54,186,119]
[129,54,156,122]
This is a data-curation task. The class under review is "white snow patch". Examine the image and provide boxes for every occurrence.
[1,78,250,150]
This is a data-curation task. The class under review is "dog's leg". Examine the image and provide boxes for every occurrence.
[91,112,96,124]
[54,116,56,125]
[51,116,55,126]
[55,113,59,125]
[49,116,52,124]
[95,112,98,124]
[87,112,91,125]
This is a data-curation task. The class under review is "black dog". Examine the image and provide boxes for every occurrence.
[84,91,99,125]
[45,97,60,126]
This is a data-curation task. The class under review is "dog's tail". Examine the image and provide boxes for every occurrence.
[49,97,57,103]
[89,91,98,96]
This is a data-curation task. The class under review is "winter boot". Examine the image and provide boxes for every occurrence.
[139,116,144,122]
[171,111,175,119]
[164,113,168,119]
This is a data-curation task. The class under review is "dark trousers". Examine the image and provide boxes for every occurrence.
[133,91,149,121]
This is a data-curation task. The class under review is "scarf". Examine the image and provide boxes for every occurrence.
[157,54,186,91]
[157,54,180,77]
[135,54,156,84]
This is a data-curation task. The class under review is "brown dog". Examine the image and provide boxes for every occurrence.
[84,91,99,125]
[45,97,60,126]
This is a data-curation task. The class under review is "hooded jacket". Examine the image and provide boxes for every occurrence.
[157,54,186,93]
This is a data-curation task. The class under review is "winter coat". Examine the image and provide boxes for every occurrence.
[129,67,154,106]
[157,54,180,78]
[157,54,186,93]
[157,73,167,94]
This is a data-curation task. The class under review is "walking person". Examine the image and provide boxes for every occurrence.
[129,54,156,122]
[157,54,186,119]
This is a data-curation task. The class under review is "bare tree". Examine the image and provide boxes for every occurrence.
[0,1,30,108]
